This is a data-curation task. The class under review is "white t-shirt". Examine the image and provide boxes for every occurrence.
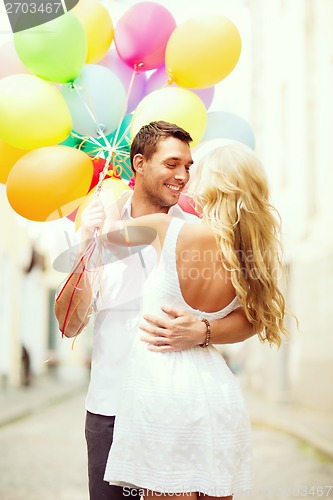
[85,194,199,416]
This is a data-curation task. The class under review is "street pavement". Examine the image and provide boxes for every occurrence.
[0,379,332,499]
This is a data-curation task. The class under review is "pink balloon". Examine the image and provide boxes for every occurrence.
[100,48,147,113]
[145,66,215,109]
[115,2,176,71]
[0,40,30,79]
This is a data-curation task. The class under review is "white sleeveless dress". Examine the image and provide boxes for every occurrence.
[104,218,253,496]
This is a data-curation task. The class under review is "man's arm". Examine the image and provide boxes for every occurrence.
[54,260,93,338]
[140,306,255,352]
[54,199,107,338]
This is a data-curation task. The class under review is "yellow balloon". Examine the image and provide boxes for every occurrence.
[75,177,131,231]
[165,15,242,89]
[130,86,207,147]
[73,0,114,64]
[0,74,72,150]
[0,139,27,184]
[6,146,93,221]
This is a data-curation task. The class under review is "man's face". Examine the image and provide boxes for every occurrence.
[138,137,193,209]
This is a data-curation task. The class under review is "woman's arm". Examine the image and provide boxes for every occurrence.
[140,306,255,351]
[102,213,172,249]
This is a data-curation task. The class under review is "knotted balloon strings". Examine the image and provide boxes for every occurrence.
[70,64,141,183]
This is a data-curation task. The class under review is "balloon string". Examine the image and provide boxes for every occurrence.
[72,80,101,133]
[70,70,136,190]
[111,70,136,149]
[71,82,115,191]
[57,238,97,337]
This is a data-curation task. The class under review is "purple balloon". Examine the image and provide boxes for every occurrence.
[145,66,215,109]
[114,2,176,71]
[100,48,147,113]
[194,87,215,110]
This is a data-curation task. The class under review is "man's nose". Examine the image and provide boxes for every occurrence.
[174,166,189,181]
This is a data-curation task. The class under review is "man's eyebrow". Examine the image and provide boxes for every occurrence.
[164,156,194,165]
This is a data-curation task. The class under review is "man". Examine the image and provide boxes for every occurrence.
[56,121,254,499]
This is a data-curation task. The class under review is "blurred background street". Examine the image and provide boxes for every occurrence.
[0,381,332,500]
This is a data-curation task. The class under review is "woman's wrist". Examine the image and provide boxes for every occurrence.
[200,319,211,348]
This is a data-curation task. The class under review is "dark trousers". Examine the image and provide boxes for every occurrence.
[85,411,140,500]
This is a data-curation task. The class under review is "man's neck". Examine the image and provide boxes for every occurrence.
[130,190,170,218]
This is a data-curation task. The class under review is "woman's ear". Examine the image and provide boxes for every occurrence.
[132,154,144,175]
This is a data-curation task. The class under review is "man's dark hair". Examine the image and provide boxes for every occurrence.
[129,121,193,174]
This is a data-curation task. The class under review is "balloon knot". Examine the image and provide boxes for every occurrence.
[134,62,144,73]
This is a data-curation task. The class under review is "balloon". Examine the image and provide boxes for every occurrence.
[190,138,245,178]
[60,133,82,149]
[100,48,147,113]
[0,40,30,79]
[6,146,93,222]
[145,66,215,109]
[165,15,241,89]
[114,2,176,71]
[61,64,126,137]
[75,177,130,231]
[60,115,133,181]
[108,114,132,151]
[107,115,133,181]
[14,13,87,83]
[0,74,72,150]
[130,86,207,147]
[0,139,27,184]
[178,192,199,217]
[73,0,114,64]
[202,111,255,149]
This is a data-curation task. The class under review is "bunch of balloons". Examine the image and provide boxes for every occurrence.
[0,0,255,223]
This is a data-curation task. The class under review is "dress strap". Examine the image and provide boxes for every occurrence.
[163,217,185,251]
[159,217,185,270]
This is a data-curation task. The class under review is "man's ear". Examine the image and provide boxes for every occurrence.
[132,154,144,175]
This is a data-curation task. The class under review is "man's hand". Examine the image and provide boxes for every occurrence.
[140,306,206,352]
[80,198,106,243]
[140,305,255,352]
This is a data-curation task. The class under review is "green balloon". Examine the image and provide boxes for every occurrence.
[14,13,87,83]
[59,132,82,149]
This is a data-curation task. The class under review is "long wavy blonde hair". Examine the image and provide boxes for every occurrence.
[188,143,287,347]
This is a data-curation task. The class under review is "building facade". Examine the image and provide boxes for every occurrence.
[243,0,333,411]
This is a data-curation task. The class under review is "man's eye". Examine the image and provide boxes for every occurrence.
[185,167,191,172]
[166,163,176,168]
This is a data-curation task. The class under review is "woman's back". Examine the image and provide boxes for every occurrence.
[142,218,239,322]
[176,221,236,313]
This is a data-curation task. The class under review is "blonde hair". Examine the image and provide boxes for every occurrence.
[188,143,287,347]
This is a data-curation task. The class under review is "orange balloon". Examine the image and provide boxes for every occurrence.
[0,139,27,184]
[73,0,114,64]
[75,177,130,231]
[6,146,93,221]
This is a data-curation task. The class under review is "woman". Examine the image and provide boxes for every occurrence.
[102,143,287,499]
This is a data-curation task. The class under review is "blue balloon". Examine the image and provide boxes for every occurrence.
[61,64,126,137]
[202,111,255,150]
